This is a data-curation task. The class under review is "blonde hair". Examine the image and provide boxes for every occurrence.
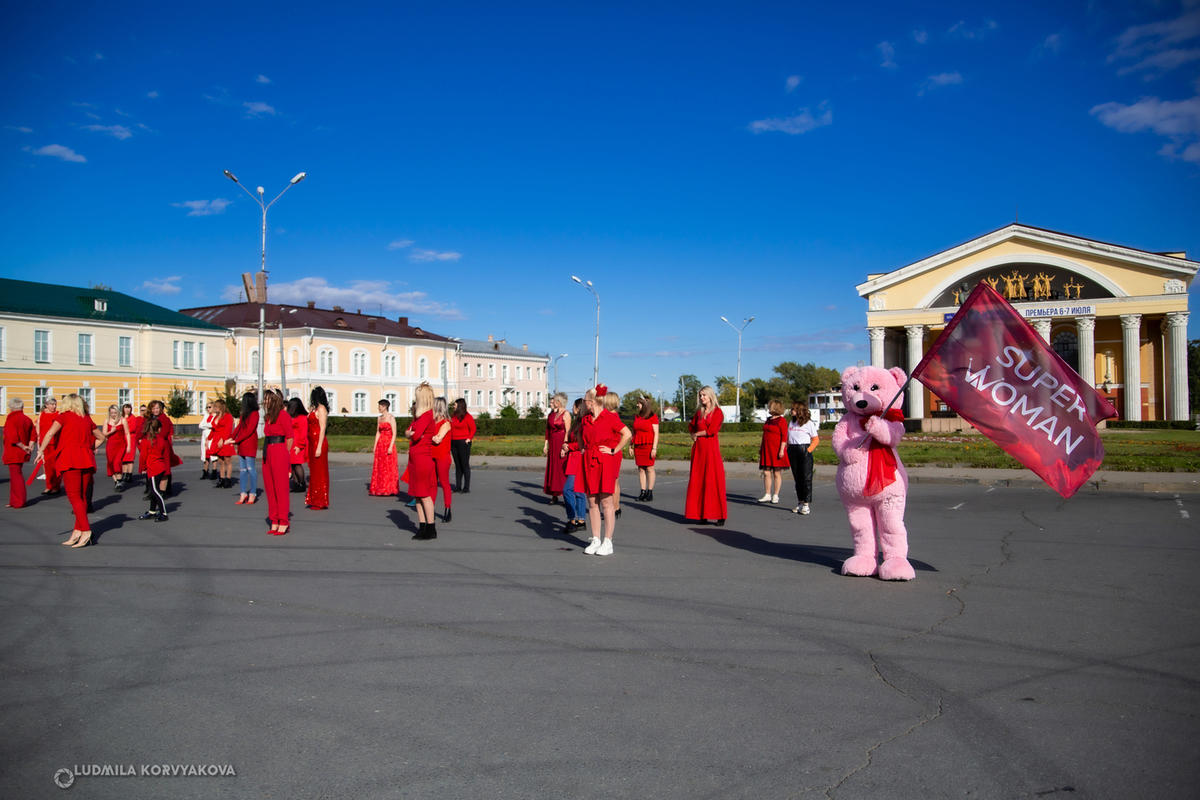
[433,396,449,422]
[61,393,84,416]
[212,399,227,416]
[414,383,434,416]
[553,392,568,409]
[603,392,620,412]
[107,404,120,420]
[697,385,717,417]
[767,399,784,416]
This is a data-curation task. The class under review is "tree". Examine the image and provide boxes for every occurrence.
[619,388,651,417]
[499,403,519,419]
[672,374,703,417]
[165,386,190,420]
[1189,339,1200,415]
[526,404,545,420]
[214,387,242,419]
[772,361,842,402]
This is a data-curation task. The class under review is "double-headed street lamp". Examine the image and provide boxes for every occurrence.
[223,169,306,400]
[552,353,568,395]
[570,275,600,388]
[720,315,755,422]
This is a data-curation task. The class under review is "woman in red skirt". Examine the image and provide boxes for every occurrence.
[405,383,438,539]
[430,397,453,523]
[261,391,293,535]
[101,404,131,491]
[581,385,631,556]
[120,403,139,488]
[306,387,330,510]
[36,396,62,495]
[630,396,659,502]
[208,399,235,488]
[684,385,727,525]
[757,399,789,504]
[39,393,105,547]
[286,397,309,492]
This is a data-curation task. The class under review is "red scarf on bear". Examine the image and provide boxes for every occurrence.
[860,408,905,496]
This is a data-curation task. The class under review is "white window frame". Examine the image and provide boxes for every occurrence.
[117,388,131,409]
[487,389,495,408]
[198,342,206,371]
[351,349,369,377]
[183,341,195,370]
[79,387,93,410]
[439,358,447,380]
[384,391,398,410]
[353,391,368,414]
[488,364,495,379]
[0,326,5,361]
[118,335,132,367]
[35,386,49,411]
[77,333,93,365]
[318,348,335,376]
[326,390,338,414]
[34,329,51,363]
[172,340,180,369]
[384,352,398,379]
[418,357,427,380]
[194,390,206,415]
[249,348,260,376]
[476,363,482,378]
[476,390,483,407]
[502,365,509,383]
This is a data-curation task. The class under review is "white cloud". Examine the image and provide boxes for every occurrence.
[749,103,833,135]
[1039,33,1062,56]
[5,125,33,133]
[919,71,964,95]
[1110,9,1200,79]
[409,249,462,262]
[171,198,232,216]
[81,124,132,140]
[222,277,465,319]
[256,74,271,84]
[243,101,276,116]
[27,144,86,163]
[147,90,159,99]
[785,75,802,92]
[1091,95,1200,163]
[878,41,897,69]
[947,19,998,40]
[141,276,182,294]
[913,29,928,45]
[387,239,414,250]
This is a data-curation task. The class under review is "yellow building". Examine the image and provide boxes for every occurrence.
[180,302,460,414]
[857,224,1196,423]
[0,278,229,425]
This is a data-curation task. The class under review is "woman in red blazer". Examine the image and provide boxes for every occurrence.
[39,393,106,547]
[36,397,62,495]
[449,398,475,493]
[4,397,36,508]
[229,392,260,504]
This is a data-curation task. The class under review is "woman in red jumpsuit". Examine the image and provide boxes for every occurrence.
[261,391,293,535]
[405,383,438,539]
[580,385,631,556]
[684,385,727,525]
[757,399,790,504]
[40,393,105,547]
[36,397,61,495]
[430,397,453,523]
[305,387,329,510]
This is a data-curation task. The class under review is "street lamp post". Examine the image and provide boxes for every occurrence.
[552,353,568,395]
[570,275,599,387]
[720,315,755,422]
[224,169,306,400]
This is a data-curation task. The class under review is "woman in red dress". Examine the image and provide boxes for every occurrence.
[581,385,631,556]
[368,398,398,496]
[208,399,235,488]
[405,383,438,539]
[36,397,61,495]
[684,385,727,525]
[449,399,475,493]
[4,397,36,508]
[630,396,659,502]
[101,404,131,491]
[229,393,260,503]
[305,387,330,510]
[542,393,570,500]
[39,393,105,547]
[286,397,309,492]
[757,399,790,504]
[120,403,139,487]
[261,391,293,535]
[430,397,453,522]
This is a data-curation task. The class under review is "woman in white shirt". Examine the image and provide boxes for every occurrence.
[786,401,820,515]
[199,403,215,480]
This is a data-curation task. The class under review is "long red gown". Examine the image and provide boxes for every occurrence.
[543,410,567,495]
[684,407,727,521]
[368,420,399,496]
[305,411,329,509]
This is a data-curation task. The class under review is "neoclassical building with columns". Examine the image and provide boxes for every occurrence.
[857,224,1195,423]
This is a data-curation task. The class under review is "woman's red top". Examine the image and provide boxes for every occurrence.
[408,410,434,456]
[56,412,97,470]
[210,414,234,457]
[263,410,292,440]
[431,419,452,460]
[632,414,658,448]
[231,410,259,457]
[449,414,476,441]
[3,410,34,464]
[145,436,170,476]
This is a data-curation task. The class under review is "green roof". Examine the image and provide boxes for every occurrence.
[0,278,225,331]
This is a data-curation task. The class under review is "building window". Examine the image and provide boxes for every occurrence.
[537,391,543,407]
[193,391,205,415]
[77,333,93,365]
[183,341,195,369]
[35,386,49,411]
[185,390,195,413]
[488,364,495,379]
[173,340,180,368]
[318,349,334,375]
[326,390,338,414]
[476,363,482,378]
[198,342,206,371]
[475,390,483,407]
[93,298,107,312]
[384,352,398,379]
[34,330,50,363]
[439,358,447,380]
[418,357,427,379]
[1052,330,1079,373]
[118,388,131,408]
[384,391,397,410]
[502,365,509,383]
[351,350,368,377]
[79,387,93,410]
[0,326,5,361]
[250,349,260,375]
[526,391,532,407]
[462,362,468,376]
[118,336,132,367]
[487,390,495,408]
[353,391,367,414]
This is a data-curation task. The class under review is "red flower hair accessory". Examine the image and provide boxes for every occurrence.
[594,384,608,397]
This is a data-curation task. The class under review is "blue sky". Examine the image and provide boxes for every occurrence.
[2,1,1198,399]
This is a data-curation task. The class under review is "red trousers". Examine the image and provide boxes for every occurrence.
[43,451,61,492]
[7,464,27,508]
[434,455,452,508]
[262,443,290,526]
[62,468,93,532]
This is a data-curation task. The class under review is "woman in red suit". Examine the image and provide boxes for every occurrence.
[542,393,570,500]
[449,399,475,493]
[286,397,309,492]
[208,399,235,488]
[306,387,330,510]
[36,397,61,495]
[261,391,293,535]
[368,398,399,496]
[405,383,438,539]
[580,385,631,556]
[630,396,659,502]
[229,392,259,503]
[757,399,789,504]
[101,404,131,491]
[684,385,727,525]
[430,397,453,523]
[4,397,36,508]
[120,404,139,488]
[39,393,105,547]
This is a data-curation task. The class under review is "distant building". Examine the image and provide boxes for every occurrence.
[0,278,227,425]
[807,389,844,425]
[456,336,549,417]
[180,302,458,415]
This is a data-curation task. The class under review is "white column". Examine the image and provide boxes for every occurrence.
[1030,318,1052,342]
[1121,314,1142,422]
[868,327,886,367]
[1075,316,1095,386]
[905,324,925,419]
[1164,312,1189,421]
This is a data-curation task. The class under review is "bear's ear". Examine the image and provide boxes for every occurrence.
[889,366,908,388]
[841,366,859,385]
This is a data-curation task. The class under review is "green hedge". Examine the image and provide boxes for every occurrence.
[328,414,843,437]
[1106,420,1195,430]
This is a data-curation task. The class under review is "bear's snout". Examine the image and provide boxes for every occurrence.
[855,400,868,409]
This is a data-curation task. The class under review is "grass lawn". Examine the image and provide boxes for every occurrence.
[328,428,1200,472]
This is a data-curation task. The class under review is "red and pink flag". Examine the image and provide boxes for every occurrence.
[911,282,1118,498]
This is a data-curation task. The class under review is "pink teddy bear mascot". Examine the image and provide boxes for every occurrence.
[832,365,916,581]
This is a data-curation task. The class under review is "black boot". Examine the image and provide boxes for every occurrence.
[443,507,452,523]
[201,468,209,480]
[426,523,437,539]
[413,522,432,540]
[646,489,653,502]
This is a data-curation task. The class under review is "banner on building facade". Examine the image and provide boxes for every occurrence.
[911,282,1118,498]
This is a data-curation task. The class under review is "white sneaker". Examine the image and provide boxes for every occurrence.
[584,537,602,554]
[771,494,779,504]
[596,539,613,556]
[757,493,772,503]
[800,503,811,515]
[792,504,802,514]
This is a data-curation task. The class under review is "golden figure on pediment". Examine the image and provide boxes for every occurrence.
[1000,270,1028,300]
[1031,272,1053,300]
[983,276,1000,291]
[1063,278,1084,299]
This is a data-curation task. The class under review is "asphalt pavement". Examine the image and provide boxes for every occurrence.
[1,458,1198,799]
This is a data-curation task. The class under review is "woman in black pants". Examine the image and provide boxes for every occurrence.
[786,401,820,515]
[448,398,475,493]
